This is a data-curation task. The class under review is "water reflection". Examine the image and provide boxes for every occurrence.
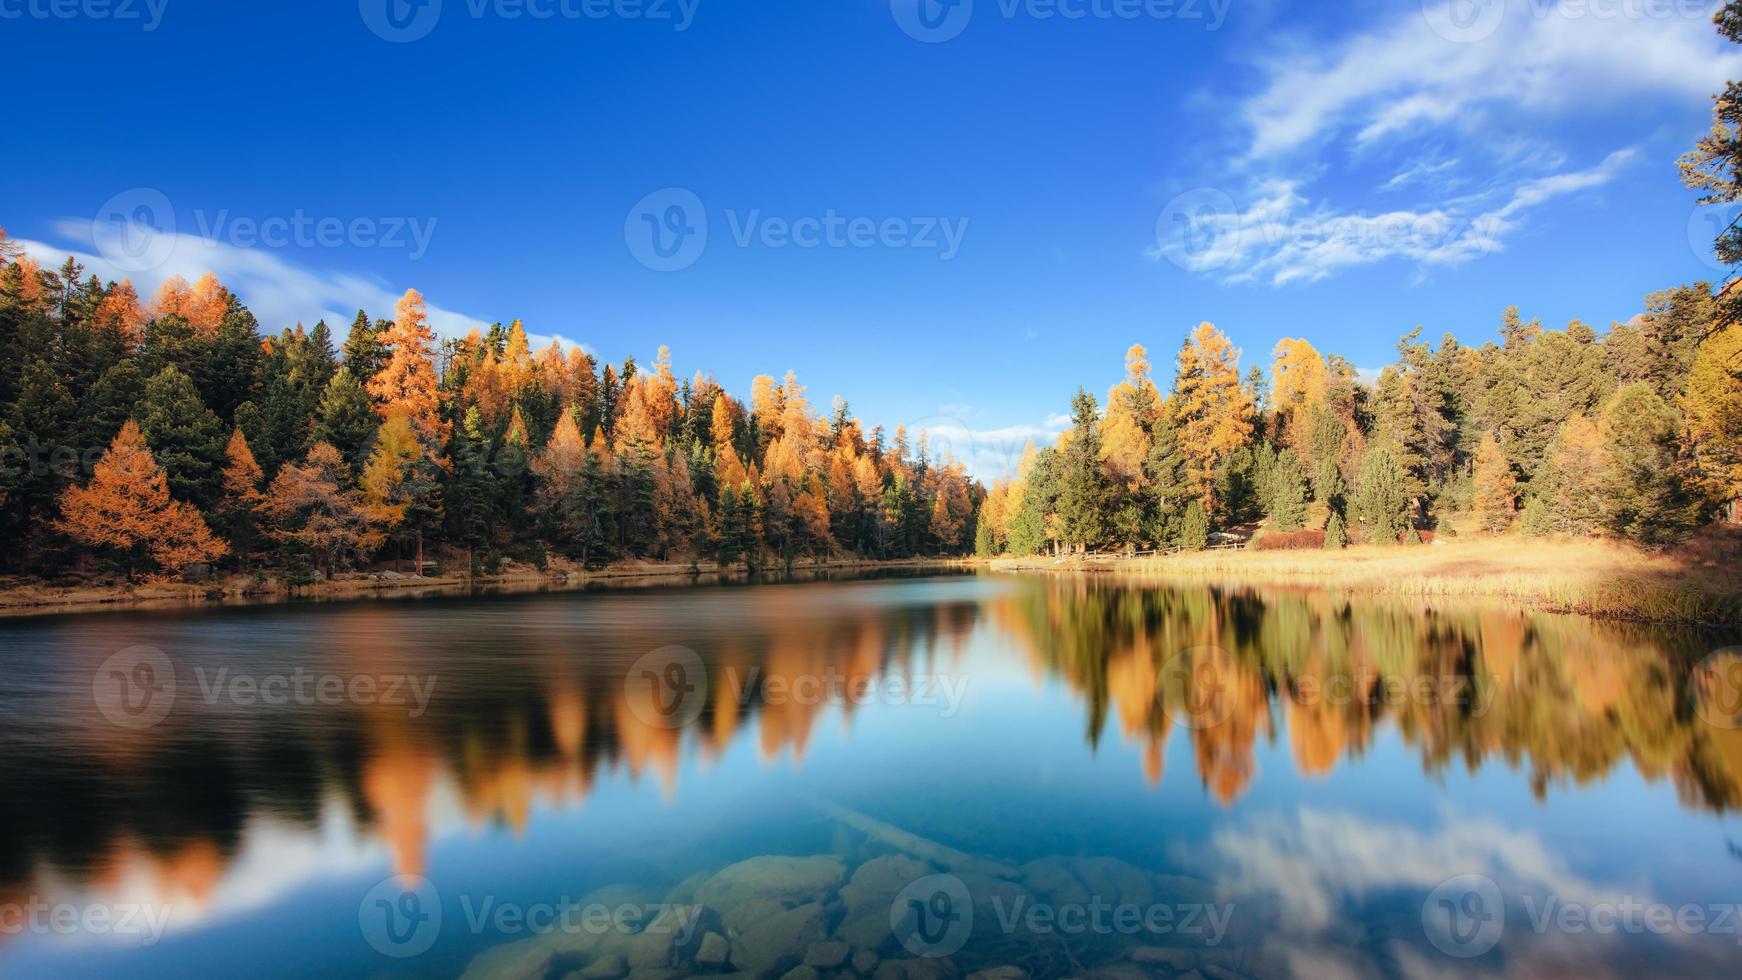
[0,573,1737,977]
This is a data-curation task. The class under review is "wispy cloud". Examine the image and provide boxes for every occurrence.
[1153,148,1637,285]
[1240,3,1738,161]
[20,220,493,342]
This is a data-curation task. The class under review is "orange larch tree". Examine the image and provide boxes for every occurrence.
[55,420,228,575]
[368,289,447,445]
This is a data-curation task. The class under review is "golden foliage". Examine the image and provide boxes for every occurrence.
[55,420,228,572]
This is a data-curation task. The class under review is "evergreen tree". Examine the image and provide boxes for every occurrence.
[1178,499,1209,551]
[1055,389,1110,551]
[135,365,227,510]
[1352,445,1411,544]
[341,310,386,382]
[1267,448,1308,532]
[1324,510,1347,549]
[1597,383,1698,544]
[314,368,378,469]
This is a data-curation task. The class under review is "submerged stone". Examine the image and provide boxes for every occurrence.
[696,856,848,910]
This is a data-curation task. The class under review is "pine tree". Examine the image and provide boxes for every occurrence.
[55,420,227,575]
[1055,389,1110,552]
[1519,494,1554,537]
[314,368,378,469]
[136,365,227,510]
[1324,510,1347,549]
[1267,448,1308,532]
[1178,499,1209,551]
[1352,445,1412,544]
[341,310,387,382]
[1597,383,1698,544]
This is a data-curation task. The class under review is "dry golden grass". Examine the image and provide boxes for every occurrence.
[995,534,1742,626]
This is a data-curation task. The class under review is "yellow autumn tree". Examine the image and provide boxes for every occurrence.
[1546,413,1605,535]
[368,289,447,444]
[1270,337,1329,455]
[1471,430,1518,533]
[1682,321,1742,520]
[1101,344,1161,486]
[1172,323,1254,512]
[56,420,228,575]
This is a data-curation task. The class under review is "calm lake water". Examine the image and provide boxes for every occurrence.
[2,572,1740,979]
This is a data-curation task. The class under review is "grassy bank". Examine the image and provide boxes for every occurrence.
[992,534,1742,627]
[0,556,970,619]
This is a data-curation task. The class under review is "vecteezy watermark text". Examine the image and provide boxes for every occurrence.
[890,0,1231,43]
[0,898,173,947]
[624,188,969,272]
[360,0,700,43]
[0,0,167,30]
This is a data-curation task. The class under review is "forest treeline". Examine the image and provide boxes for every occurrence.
[0,242,978,579]
[975,290,1742,557]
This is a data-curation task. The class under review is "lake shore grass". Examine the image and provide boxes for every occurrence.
[991,534,1742,628]
[0,555,970,619]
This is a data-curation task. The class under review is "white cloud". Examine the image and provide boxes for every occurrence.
[1381,158,1460,193]
[1204,807,1625,934]
[1241,3,1739,161]
[1154,149,1637,285]
[19,220,493,342]
[910,415,1069,482]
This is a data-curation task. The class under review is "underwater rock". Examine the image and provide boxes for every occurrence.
[1065,857,1157,910]
[834,854,932,947]
[1019,858,1092,908]
[965,967,1027,980]
[872,957,957,980]
[621,904,717,969]
[1129,947,1193,969]
[664,869,714,905]
[460,940,558,980]
[696,932,732,969]
[730,901,829,979]
[804,940,850,968]
[697,856,848,910]
[571,952,628,979]
[851,949,881,974]
[780,967,821,980]
[724,898,791,937]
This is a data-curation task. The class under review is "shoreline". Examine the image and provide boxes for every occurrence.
[991,536,1742,629]
[0,556,976,620]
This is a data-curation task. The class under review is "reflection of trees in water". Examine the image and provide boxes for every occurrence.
[0,588,979,908]
[987,577,1742,811]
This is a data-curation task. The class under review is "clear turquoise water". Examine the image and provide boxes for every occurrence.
[0,572,1739,978]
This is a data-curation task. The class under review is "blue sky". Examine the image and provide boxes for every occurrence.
[8,0,1740,477]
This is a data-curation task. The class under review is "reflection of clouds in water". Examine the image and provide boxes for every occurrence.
[1203,807,1623,934]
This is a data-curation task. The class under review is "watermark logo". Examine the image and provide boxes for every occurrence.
[1156,646,1236,730]
[626,188,709,272]
[94,645,176,729]
[1693,648,1742,730]
[625,645,708,728]
[1422,0,1506,43]
[93,187,177,274]
[360,875,443,958]
[891,874,974,957]
[1155,187,1239,273]
[361,0,444,42]
[1688,202,1741,273]
[1422,874,1504,958]
[891,0,974,42]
